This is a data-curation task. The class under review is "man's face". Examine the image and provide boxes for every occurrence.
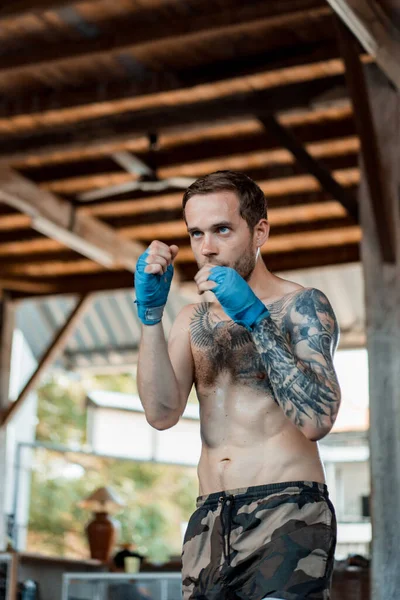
[185,191,257,281]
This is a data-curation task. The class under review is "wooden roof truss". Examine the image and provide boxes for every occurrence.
[0,0,398,298]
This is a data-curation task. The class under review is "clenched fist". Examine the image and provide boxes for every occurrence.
[134,241,179,325]
[195,265,270,330]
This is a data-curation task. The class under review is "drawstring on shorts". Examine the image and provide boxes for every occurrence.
[219,494,235,566]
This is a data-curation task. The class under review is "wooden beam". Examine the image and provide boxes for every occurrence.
[0,225,362,278]
[118,203,349,241]
[0,5,331,78]
[326,0,400,90]
[3,260,105,278]
[0,238,62,258]
[106,194,355,230]
[1,43,343,127]
[258,115,359,221]
[76,168,359,220]
[0,217,355,272]
[181,243,361,279]
[6,243,361,299]
[1,295,92,427]
[0,170,360,258]
[0,1,94,18]
[159,136,359,177]
[43,157,358,197]
[13,113,356,181]
[0,202,351,262]
[0,292,15,411]
[0,278,57,295]
[10,272,135,297]
[0,167,144,271]
[37,137,359,196]
[178,226,361,260]
[0,211,30,231]
[4,123,357,203]
[0,188,354,242]
[0,76,347,163]
[337,21,396,262]
[7,103,354,169]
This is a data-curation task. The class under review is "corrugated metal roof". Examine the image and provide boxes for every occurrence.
[15,262,365,372]
[15,289,146,371]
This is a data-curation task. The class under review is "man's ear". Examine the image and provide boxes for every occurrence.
[254,219,270,247]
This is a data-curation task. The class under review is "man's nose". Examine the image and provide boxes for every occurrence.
[201,234,217,256]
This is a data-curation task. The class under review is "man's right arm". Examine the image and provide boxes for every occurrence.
[134,240,194,430]
[137,305,194,430]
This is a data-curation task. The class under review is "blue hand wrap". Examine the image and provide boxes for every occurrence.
[134,249,174,325]
[207,266,270,330]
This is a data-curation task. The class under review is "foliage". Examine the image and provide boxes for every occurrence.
[89,372,139,395]
[36,376,87,445]
[29,373,198,561]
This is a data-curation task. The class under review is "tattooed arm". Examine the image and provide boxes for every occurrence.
[197,266,341,441]
[251,288,341,441]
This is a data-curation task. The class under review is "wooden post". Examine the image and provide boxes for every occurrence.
[336,19,396,263]
[0,291,15,549]
[358,65,400,600]
[0,292,15,413]
[326,0,400,91]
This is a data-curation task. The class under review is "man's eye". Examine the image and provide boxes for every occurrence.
[218,227,230,234]
[191,231,202,238]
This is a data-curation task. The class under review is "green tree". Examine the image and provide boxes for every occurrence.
[36,376,87,445]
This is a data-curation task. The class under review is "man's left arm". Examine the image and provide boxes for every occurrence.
[251,289,341,441]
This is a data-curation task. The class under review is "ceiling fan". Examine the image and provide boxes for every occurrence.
[79,132,196,201]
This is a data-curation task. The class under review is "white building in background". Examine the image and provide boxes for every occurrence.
[86,347,371,560]
[86,390,201,467]
[321,348,371,559]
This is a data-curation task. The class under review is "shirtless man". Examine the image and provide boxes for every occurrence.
[135,171,340,600]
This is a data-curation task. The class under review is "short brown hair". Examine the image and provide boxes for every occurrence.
[182,170,268,229]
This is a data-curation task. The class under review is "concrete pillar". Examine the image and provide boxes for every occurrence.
[359,66,400,600]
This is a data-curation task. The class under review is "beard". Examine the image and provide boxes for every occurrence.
[200,240,257,281]
[231,243,257,281]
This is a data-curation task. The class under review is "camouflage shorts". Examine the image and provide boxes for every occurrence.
[182,481,336,600]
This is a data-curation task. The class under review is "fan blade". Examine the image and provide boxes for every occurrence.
[79,175,196,201]
[79,180,143,201]
[133,180,167,192]
[166,177,196,189]
[112,151,154,177]
[136,178,195,192]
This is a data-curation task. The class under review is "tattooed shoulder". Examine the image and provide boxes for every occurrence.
[282,288,339,352]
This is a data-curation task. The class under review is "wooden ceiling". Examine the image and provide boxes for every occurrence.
[0,0,386,297]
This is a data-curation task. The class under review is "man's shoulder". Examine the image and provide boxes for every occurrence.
[260,277,303,308]
[174,302,211,325]
[263,284,333,317]
[169,303,199,343]
[170,302,214,346]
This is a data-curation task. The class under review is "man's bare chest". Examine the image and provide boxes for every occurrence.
[189,303,274,394]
